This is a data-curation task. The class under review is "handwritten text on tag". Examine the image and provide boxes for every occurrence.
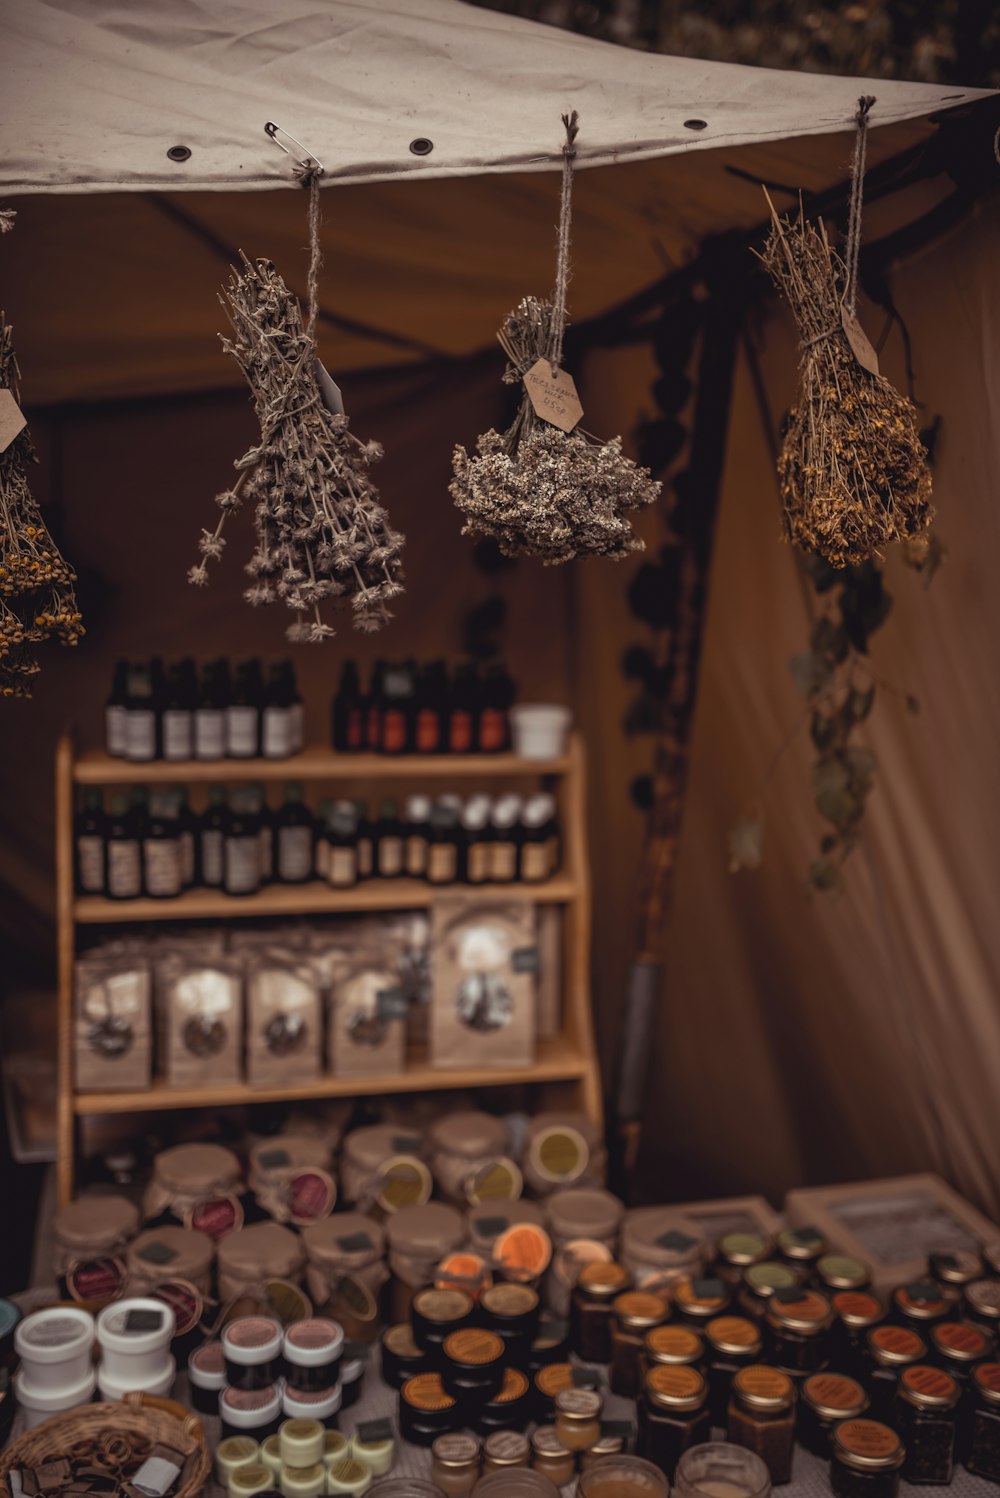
[524,358,583,433]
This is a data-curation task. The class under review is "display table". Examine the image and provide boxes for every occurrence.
[8,1290,996,1498]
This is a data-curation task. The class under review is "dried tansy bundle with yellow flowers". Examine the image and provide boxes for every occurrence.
[451,296,660,563]
[760,201,933,568]
[190,254,404,640]
[0,309,83,698]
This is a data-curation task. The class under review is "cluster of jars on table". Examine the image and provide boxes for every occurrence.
[379,1224,1000,1498]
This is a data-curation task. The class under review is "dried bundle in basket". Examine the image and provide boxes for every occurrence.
[760,204,933,567]
[0,313,83,697]
[451,295,660,564]
[190,254,404,640]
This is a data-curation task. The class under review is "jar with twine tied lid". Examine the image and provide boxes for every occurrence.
[340,1122,426,1206]
[386,1201,467,1324]
[246,1134,336,1226]
[620,1206,707,1290]
[301,1211,388,1309]
[427,1110,511,1204]
[466,1200,546,1261]
[522,1112,607,1195]
[125,1223,215,1296]
[142,1141,243,1224]
[217,1221,306,1302]
[544,1187,624,1254]
[53,1192,139,1277]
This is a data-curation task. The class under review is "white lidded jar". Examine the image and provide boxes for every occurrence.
[15,1305,95,1393]
[97,1295,176,1384]
[98,1353,176,1401]
[14,1365,97,1429]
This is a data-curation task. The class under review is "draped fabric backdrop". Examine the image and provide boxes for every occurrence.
[2,192,998,1218]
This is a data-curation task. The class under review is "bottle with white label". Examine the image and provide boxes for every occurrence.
[223,787,261,896]
[404,794,432,879]
[74,788,107,895]
[282,659,304,753]
[489,794,522,884]
[355,800,374,881]
[462,796,492,885]
[326,801,359,888]
[161,662,195,762]
[200,785,227,888]
[276,782,314,885]
[194,661,227,760]
[170,784,198,889]
[249,782,274,885]
[262,663,294,759]
[226,663,261,759]
[520,792,557,882]
[104,660,129,758]
[124,666,158,762]
[143,789,184,899]
[427,799,461,886]
[376,798,405,879]
[314,798,333,880]
[105,792,142,900]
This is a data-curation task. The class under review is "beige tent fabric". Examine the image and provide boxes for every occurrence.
[3,0,987,196]
[577,195,1000,1217]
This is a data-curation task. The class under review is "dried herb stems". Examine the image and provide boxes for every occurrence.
[0,315,83,698]
[760,203,933,566]
[190,255,404,640]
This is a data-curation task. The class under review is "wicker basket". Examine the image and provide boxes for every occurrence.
[0,1394,210,1498]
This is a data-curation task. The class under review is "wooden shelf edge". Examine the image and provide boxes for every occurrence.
[74,875,579,924]
[73,1039,589,1115]
[73,745,574,785]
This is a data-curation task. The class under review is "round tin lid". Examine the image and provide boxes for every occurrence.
[802,1372,868,1421]
[899,1364,961,1411]
[705,1315,762,1356]
[732,1364,795,1412]
[154,1141,241,1194]
[54,1193,139,1251]
[429,1110,509,1159]
[218,1222,305,1279]
[833,1420,904,1472]
[301,1212,384,1266]
[546,1187,624,1242]
[386,1201,465,1257]
[644,1364,707,1413]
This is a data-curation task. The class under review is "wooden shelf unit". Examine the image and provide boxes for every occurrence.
[56,733,600,1202]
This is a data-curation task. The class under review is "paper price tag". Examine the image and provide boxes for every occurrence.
[524,358,583,432]
[841,306,880,376]
[0,389,27,453]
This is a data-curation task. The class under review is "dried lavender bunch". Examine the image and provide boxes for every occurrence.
[0,314,83,697]
[760,207,933,566]
[190,254,404,641]
[450,297,659,564]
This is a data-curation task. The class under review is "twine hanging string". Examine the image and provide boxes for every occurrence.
[294,162,324,346]
[549,109,579,373]
[843,94,875,318]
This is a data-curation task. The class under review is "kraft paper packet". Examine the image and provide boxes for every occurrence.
[74,951,152,1091]
[430,895,538,1069]
[246,948,322,1087]
[156,952,242,1088]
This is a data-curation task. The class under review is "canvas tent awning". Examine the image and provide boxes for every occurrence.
[1,0,995,404]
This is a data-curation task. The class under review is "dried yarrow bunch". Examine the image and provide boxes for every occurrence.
[760,204,933,568]
[451,295,660,563]
[190,254,404,640]
[0,314,83,697]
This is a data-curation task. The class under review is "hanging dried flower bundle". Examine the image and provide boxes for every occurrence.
[450,115,659,564]
[759,101,933,567]
[189,255,404,641]
[0,313,83,699]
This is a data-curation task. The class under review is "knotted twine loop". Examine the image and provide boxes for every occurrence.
[549,109,579,374]
[294,161,324,346]
[843,95,875,319]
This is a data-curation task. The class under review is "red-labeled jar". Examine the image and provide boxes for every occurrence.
[830,1419,904,1498]
[966,1361,1000,1481]
[929,1319,993,1384]
[609,1292,670,1398]
[799,1372,869,1457]
[892,1281,956,1332]
[831,1291,886,1381]
[704,1315,763,1425]
[893,1364,961,1485]
[865,1324,927,1423]
[765,1288,834,1374]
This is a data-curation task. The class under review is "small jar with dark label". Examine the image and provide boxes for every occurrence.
[674,1275,731,1329]
[704,1315,763,1424]
[739,1262,801,1323]
[776,1225,826,1273]
[441,1328,506,1415]
[400,1371,460,1446]
[765,1288,834,1374]
[727,1364,797,1485]
[892,1281,957,1332]
[477,1367,533,1433]
[412,1287,475,1362]
[222,1316,284,1391]
[893,1364,961,1484]
[431,1432,481,1497]
[480,1282,540,1367]
[188,1337,227,1415]
[865,1324,928,1422]
[572,1262,631,1363]
[966,1360,1000,1482]
[798,1372,869,1457]
[282,1317,344,1392]
[643,1324,706,1378]
[220,1383,283,1442]
[830,1419,904,1498]
[609,1292,670,1398]
[831,1291,886,1380]
[638,1365,711,1481]
[928,1250,983,1290]
[928,1318,992,1384]
[381,1322,431,1389]
[817,1255,871,1295]
[716,1233,773,1286]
